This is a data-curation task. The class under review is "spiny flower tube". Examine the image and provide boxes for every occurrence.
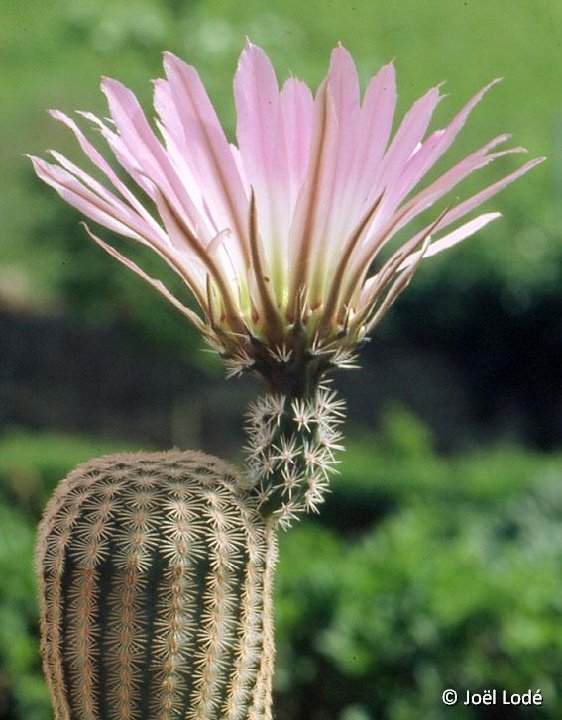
[30,41,543,394]
[32,42,542,720]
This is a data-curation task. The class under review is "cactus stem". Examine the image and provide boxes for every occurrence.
[65,566,99,718]
[244,384,346,527]
[222,560,264,718]
[37,451,273,719]
[249,521,278,720]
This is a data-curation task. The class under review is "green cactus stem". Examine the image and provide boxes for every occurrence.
[36,450,277,720]
[244,384,346,528]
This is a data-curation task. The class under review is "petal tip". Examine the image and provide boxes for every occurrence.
[162,51,184,73]
[239,37,269,66]
[99,76,121,94]
[330,42,353,61]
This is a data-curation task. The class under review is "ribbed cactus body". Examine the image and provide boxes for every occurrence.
[36,450,277,720]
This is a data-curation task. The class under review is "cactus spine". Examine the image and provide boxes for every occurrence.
[36,450,277,720]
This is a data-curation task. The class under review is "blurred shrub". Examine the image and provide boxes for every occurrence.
[0,428,130,521]
[319,405,556,533]
[276,506,562,719]
[274,409,562,719]
[0,506,49,720]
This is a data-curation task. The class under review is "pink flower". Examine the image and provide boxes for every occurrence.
[30,41,543,377]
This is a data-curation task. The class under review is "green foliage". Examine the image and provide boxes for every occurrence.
[274,410,562,719]
[0,505,50,720]
[339,409,557,505]
[0,429,131,520]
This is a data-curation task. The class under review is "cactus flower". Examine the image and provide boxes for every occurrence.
[30,42,543,385]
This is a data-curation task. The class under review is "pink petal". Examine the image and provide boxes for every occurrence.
[48,149,165,246]
[400,134,517,217]
[31,155,209,298]
[327,44,360,122]
[374,84,444,195]
[433,156,546,230]
[153,79,216,242]
[101,78,175,190]
[234,40,288,283]
[162,52,250,262]
[280,77,314,207]
[322,74,441,303]
[398,212,502,270]
[362,85,444,240]
[361,135,523,264]
[151,191,243,328]
[319,62,397,303]
[82,224,207,330]
[319,45,362,247]
[384,128,447,210]
[288,78,340,305]
[428,79,502,165]
[343,153,543,310]
[352,62,397,204]
[384,79,502,210]
[381,156,545,275]
[289,45,363,305]
[76,110,159,200]
[49,110,162,235]
[234,40,283,191]
[30,155,146,241]
[229,143,250,194]
[101,78,204,236]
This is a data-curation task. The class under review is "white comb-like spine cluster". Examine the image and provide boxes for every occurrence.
[244,385,346,528]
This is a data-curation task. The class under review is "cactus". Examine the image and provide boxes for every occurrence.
[35,377,344,718]
[35,381,344,719]
[36,451,277,720]
[31,38,540,720]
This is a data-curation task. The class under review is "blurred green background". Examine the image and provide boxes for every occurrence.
[1,0,562,718]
